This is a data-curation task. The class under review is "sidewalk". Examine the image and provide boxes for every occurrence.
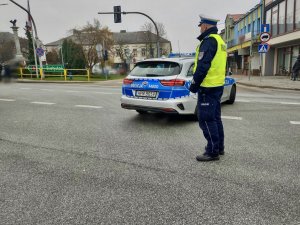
[232,75,300,91]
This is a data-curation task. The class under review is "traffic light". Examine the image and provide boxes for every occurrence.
[113,6,122,23]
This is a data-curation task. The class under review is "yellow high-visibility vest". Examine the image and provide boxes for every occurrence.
[193,34,227,87]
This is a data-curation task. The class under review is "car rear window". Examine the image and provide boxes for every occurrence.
[130,61,181,77]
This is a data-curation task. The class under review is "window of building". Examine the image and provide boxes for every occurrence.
[292,46,300,67]
[248,24,251,32]
[278,1,286,34]
[266,9,272,32]
[132,49,137,57]
[284,47,292,72]
[296,0,300,29]
[141,48,146,57]
[272,5,279,36]
[286,0,294,32]
[257,18,261,34]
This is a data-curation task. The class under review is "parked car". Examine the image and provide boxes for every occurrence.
[120,57,236,118]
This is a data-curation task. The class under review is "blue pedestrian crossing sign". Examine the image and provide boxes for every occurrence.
[261,24,270,33]
[258,43,270,53]
[36,48,45,57]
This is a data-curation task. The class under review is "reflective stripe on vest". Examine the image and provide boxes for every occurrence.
[193,34,227,87]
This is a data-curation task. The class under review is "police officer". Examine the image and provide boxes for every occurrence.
[189,15,227,161]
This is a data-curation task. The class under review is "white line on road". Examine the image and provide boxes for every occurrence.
[221,116,243,120]
[31,102,56,105]
[20,88,32,90]
[280,102,300,105]
[290,121,300,125]
[0,98,16,102]
[65,90,82,93]
[94,92,118,95]
[75,105,103,109]
[40,89,54,91]
[236,100,251,103]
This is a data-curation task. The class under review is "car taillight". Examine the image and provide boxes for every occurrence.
[160,79,185,86]
[123,78,134,85]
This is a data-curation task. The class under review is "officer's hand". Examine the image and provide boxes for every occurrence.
[189,79,199,93]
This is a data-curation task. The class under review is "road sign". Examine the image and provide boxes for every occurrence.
[261,24,270,33]
[260,32,271,42]
[36,48,45,57]
[258,43,270,53]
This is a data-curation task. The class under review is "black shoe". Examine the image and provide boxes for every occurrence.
[196,154,220,161]
[219,151,225,155]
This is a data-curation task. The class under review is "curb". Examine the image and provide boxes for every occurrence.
[237,82,300,91]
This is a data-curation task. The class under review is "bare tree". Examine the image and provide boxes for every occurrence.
[72,19,114,72]
[140,21,167,58]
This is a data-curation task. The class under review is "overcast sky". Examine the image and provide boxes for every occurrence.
[0,0,260,52]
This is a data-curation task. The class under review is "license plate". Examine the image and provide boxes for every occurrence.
[136,91,157,98]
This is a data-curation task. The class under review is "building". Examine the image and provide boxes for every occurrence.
[225,2,263,75]
[263,0,300,75]
[45,30,172,70]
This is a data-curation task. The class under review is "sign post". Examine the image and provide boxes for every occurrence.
[259,24,271,81]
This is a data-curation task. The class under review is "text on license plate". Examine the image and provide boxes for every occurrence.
[136,91,158,98]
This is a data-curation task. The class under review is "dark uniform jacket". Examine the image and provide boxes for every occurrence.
[189,26,218,93]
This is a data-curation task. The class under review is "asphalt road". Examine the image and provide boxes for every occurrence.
[0,81,299,225]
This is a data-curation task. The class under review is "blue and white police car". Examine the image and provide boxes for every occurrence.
[121,56,236,117]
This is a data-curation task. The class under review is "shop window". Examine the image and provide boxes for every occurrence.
[296,0,300,29]
[292,46,300,67]
[286,0,294,32]
[279,1,286,34]
[272,5,278,36]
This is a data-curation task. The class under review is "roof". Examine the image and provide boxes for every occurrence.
[45,31,171,46]
[227,14,245,22]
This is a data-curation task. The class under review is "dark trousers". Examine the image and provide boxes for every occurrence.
[197,86,224,156]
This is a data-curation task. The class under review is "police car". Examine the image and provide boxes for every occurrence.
[121,56,236,117]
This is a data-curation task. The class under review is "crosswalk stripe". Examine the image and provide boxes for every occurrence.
[221,116,243,120]
[280,102,300,105]
[0,98,16,102]
[75,105,103,109]
[290,121,300,125]
[31,102,56,105]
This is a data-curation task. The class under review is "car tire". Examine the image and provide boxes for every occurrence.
[136,110,147,114]
[226,84,236,104]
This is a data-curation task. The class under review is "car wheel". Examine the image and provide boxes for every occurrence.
[136,110,148,114]
[226,84,236,104]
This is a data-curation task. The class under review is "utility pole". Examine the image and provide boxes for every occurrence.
[99,8,160,58]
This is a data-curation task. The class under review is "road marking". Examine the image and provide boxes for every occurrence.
[280,102,300,105]
[0,98,16,102]
[75,105,103,109]
[222,116,243,120]
[94,92,118,95]
[20,88,32,90]
[65,90,81,93]
[290,121,300,125]
[236,100,251,103]
[31,102,56,105]
[40,89,54,91]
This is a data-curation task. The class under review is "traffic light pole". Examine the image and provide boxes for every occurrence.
[98,11,160,58]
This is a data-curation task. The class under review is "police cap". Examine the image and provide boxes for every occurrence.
[198,14,219,26]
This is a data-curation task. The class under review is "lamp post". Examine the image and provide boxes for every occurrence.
[8,0,43,78]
